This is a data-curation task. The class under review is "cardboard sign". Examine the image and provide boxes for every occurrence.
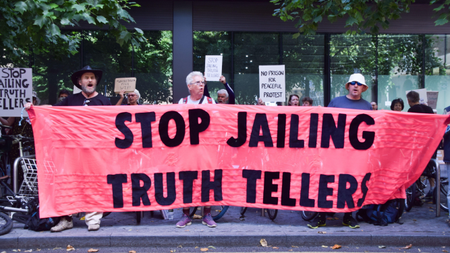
[427,91,439,109]
[0,68,33,117]
[259,65,285,103]
[28,105,450,218]
[204,55,223,81]
[114,77,136,93]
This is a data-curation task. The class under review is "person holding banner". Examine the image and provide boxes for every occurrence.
[25,65,110,232]
[176,71,217,228]
[178,71,215,105]
[287,94,300,106]
[308,73,371,229]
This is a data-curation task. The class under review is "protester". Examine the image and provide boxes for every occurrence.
[116,89,140,106]
[390,98,404,111]
[257,98,265,106]
[371,101,378,110]
[443,106,450,227]
[407,91,433,113]
[178,72,214,105]
[302,97,313,106]
[287,94,299,106]
[204,75,235,104]
[176,71,216,228]
[308,73,371,230]
[25,65,111,232]
[57,90,70,103]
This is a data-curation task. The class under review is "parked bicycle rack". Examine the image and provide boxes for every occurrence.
[13,155,37,195]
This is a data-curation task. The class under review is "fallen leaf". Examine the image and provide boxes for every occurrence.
[273,247,279,249]
[326,217,334,220]
[24,250,32,253]
[200,248,209,252]
[12,250,17,252]
[332,244,342,250]
[403,244,413,249]
[260,239,268,247]
[378,245,386,249]
[129,251,136,253]
[334,217,339,220]
[322,245,328,248]
[87,249,99,253]
[208,246,216,249]
[413,219,417,221]
[318,231,326,234]
[66,245,75,252]
[195,246,199,249]
[442,250,448,253]
[291,246,298,248]
[193,214,202,219]
[170,251,173,253]
[177,245,183,248]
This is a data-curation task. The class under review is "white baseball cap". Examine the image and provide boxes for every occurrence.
[347,73,368,87]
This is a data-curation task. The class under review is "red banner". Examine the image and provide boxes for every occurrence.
[28,105,449,218]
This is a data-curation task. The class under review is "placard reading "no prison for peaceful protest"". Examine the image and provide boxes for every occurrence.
[28,105,449,218]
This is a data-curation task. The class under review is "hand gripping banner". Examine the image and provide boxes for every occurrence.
[28,105,449,218]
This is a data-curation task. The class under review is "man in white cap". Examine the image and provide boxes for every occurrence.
[307,73,371,230]
[327,73,372,110]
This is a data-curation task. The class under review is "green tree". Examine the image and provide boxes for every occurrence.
[271,0,450,36]
[0,0,145,63]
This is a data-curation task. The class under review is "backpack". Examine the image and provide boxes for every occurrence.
[356,199,404,226]
[12,197,60,231]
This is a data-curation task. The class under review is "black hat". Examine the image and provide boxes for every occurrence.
[71,65,103,89]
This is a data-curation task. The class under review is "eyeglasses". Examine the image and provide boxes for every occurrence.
[84,99,90,106]
[348,81,364,86]
[190,81,205,86]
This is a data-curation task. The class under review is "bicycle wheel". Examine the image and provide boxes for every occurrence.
[405,183,416,212]
[301,211,318,221]
[211,206,229,221]
[0,212,13,236]
[438,177,448,212]
[266,209,278,221]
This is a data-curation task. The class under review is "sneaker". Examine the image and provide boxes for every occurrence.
[307,214,326,229]
[50,218,73,232]
[202,213,217,228]
[343,215,360,229]
[88,224,100,231]
[176,214,192,228]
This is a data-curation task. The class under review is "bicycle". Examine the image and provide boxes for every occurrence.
[239,207,278,221]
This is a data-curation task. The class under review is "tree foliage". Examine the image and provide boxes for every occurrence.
[271,0,450,35]
[0,0,145,62]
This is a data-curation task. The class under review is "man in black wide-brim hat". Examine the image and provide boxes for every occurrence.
[26,65,111,232]
[55,65,111,106]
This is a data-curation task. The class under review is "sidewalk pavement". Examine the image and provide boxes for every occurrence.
[1,202,449,250]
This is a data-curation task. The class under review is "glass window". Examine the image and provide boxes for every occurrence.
[330,35,374,104]
[193,31,231,102]
[283,34,324,106]
[377,35,421,111]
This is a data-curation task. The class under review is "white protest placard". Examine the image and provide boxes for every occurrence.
[0,68,33,117]
[259,65,285,103]
[114,77,136,93]
[204,55,223,81]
